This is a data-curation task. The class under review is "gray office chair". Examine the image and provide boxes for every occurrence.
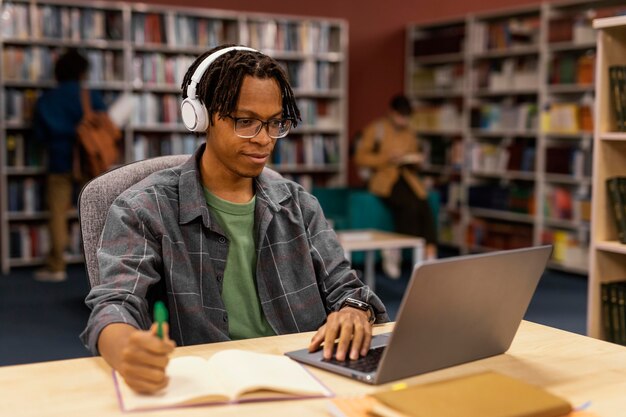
[78,155,190,288]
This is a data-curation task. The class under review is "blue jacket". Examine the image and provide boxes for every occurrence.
[33,81,106,173]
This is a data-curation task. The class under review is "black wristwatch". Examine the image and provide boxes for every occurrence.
[341,297,376,324]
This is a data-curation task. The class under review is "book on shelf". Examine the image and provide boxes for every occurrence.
[114,349,331,411]
[609,66,626,132]
[606,177,626,244]
[601,281,626,345]
[329,371,572,417]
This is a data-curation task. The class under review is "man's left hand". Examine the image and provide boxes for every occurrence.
[308,307,373,361]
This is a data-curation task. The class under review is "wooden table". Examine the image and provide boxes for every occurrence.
[2,321,626,416]
[337,229,425,289]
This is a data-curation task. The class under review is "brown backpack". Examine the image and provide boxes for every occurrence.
[74,89,122,180]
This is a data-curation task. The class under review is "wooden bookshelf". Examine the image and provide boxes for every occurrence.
[406,0,625,275]
[0,0,348,273]
[589,14,626,340]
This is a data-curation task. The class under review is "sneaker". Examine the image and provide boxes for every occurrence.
[382,249,402,279]
[34,269,67,282]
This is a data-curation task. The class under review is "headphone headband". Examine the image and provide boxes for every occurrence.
[186,46,258,100]
[181,46,259,132]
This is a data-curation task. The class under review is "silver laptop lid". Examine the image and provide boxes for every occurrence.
[375,245,552,384]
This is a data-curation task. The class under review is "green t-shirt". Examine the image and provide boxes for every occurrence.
[203,188,275,340]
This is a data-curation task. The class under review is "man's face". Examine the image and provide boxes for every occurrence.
[390,110,410,129]
[206,76,283,178]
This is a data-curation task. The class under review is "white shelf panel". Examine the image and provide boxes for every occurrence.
[470,170,535,181]
[1,38,125,50]
[547,84,594,94]
[544,218,589,230]
[599,132,626,141]
[474,88,538,97]
[595,241,626,255]
[471,130,537,138]
[410,89,464,99]
[469,207,535,223]
[473,46,539,59]
[543,132,593,140]
[544,174,591,185]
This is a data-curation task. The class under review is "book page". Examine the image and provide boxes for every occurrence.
[205,349,331,400]
[116,356,230,411]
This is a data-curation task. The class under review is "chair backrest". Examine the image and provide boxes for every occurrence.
[78,155,189,288]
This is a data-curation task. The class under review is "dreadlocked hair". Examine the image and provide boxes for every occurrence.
[181,45,301,128]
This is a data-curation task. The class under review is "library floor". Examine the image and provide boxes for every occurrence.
[0,261,587,367]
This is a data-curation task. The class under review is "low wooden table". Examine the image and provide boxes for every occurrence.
[337,229,425,290]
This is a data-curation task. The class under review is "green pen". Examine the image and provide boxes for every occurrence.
[153,301,168,340]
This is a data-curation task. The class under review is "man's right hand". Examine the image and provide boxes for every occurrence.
[98,323,176,394]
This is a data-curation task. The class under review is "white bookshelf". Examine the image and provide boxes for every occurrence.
[406,0,625,275]
[0,0,348,273]
[589,14,626,340]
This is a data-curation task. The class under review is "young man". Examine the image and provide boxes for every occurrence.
[354,95,437,278]
[81,46,388,394]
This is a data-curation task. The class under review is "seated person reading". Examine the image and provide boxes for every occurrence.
[80,45,389,394]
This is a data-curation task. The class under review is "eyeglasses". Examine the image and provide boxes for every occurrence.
[225,115,293,139]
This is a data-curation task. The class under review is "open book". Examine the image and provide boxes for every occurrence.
[114,349,332,411]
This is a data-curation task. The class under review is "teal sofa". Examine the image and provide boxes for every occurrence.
[312,187,439,265]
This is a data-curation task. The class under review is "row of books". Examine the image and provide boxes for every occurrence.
[543,185,591,222]
[1,3,123,41]
[469,141,535,174]
[411,63,464,92]
[606,177,626,244]
[466,218,533,250]
[133,134,203,161]
[9,223,81,260]
[4,89,38,124]
[549,52,595,85]
[278,61,339,91]
[296,99,341,128]
[541,229,589,270]
[271,135,339,166]
[471,102,538,132]
[3,47,123,83]
[7,178,45,213]
[131,93,181,125]
[609,66,626,132]
[473,57,539,91]
[545,146,592,177]
[243,21,335,53]
[132,53,195,87]
[471,17,540,53]
[420,137,463,169]
[6,134,46,168]
[130,12,338,53]
[469,183,534,215]
[549,16,595,45]
[171,16,236,49]
[601,281,626,345]
[541,101,594,134]
[411,104,462,131]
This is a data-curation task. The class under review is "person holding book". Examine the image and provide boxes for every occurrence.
[354,94,437,278]
[80,45,389,394]
[32,48,108,282]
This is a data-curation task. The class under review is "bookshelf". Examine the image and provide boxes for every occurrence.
[406,0,625,275]
[588,15,626,340]
[0,0,348,273]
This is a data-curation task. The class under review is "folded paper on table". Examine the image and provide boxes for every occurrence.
[114,349,332,411]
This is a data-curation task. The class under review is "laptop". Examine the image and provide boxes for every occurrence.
[285,245,552,385]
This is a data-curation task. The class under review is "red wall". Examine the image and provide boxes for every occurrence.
[128,0,551,181]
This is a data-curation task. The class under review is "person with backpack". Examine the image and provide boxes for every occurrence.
[354,94,437,278]
[32,49,108,282]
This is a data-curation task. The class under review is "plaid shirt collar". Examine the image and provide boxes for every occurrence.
[178,143,290,227]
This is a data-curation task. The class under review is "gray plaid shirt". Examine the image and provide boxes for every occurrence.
[81,145,388,354]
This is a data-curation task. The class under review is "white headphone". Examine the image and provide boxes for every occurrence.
[180,46,258,132]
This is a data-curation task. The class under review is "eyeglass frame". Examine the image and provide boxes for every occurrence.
[224,115,293,139]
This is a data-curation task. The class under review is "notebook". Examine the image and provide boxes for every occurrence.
[285,245,552,385]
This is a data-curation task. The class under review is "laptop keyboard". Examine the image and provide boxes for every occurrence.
[322,345,385,373]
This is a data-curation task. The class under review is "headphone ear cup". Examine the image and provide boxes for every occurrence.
[181,98,209,132]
